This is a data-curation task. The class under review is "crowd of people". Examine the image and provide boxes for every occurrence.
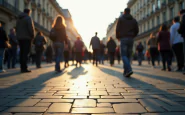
[0,8,185,77]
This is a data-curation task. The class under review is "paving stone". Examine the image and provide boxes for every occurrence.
[14,113,42,115]
[63,96,87,99]
[146,106,166,112]
[143,112,185,115]
[5,107,47,112]
[107,88,127,93]
[40,99,73,103]
[73,99,96,107]
[97,103,112,107]
[72,108,114,113]
[98,99,138,103]
[32,96,62,99]
[113,103,147,113]
[35,102,51,107]
[92,114,137,115]
[90,91,108,95]
[45,114,88,115]
[0,113,12,115]
[0,98,15,106]
[3,99,40,107]
[0,107,8,112]
[108,93,121,95]
[89,96,100,99]
[101,96,123,99]
[47,103,72,112]
[163,106,185,112]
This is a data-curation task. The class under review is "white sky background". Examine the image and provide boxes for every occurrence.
[57,0,128,48]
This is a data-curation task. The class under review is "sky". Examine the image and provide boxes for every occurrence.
[57,0,129,48]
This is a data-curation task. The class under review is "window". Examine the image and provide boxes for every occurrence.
[170,7,174,19]
[180,2,185,10]
[152,4,155,12]
[32,9,35,20]
[157,16,160,25]
[152,18,154,28]
[38,13,40,24]
[14,0,19,9]
[157,0,161,8]
[163,12,166,22]
[148,21,150,30]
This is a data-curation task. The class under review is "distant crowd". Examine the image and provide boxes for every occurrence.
[1,8,185,77]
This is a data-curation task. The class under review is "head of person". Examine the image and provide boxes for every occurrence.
[10,28,15,34]
[95,32,98,36]
[173,16,180,24]
[24,9,31,16]
[37,31,43,36]
[179,9,185,16]
[159,24,168,32]
[52,15,66,29]
[100,40,103,44]
[150,33,155,39]
[77,37,80,40]
[124,8,130,15]
[109,37,113,41]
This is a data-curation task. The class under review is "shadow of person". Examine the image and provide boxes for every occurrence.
[67,67,88,79]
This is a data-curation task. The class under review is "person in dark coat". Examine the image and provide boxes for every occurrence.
[50,16,68,72]
[0,22,9,73]
[157,24,172,71]
[116,45,121,64]
[99,41,106,64]
[45,45,53,63]
[7,28,18,69]
[136,42,144,66]
[107,37,117,66]
[64,37,71,68]
[89,32,100,66]
[33,32,47,68]
[116,8,139,77]
[16,9,35,73]
[74,37,84,67]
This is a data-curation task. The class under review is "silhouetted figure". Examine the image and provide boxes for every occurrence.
[136,42,144,66]
[45,45,53,63]
[99,41,106,64]
[116,45,121,64]
[64,38,71,68]
[50,15,68,72]
[33,32,47,68]
[74,37,84,67]
[107,37,116,66]
[16,9,35,73]
[90,32,100,66]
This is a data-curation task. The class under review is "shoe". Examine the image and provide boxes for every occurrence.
[0,69,6,73]
[125,71,133,77]
[56,70,62,73]
[37,66,41,68]
[21,70,31,73]
[161,68,166,71]
[168,67,171,72]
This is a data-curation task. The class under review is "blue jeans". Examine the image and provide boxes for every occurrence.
[53,42,64,71]
[7,48,17,68]
[0,48,5,70]
[99,54,104,64]
[120,38,134,74]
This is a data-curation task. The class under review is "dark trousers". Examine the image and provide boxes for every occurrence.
[117,54,121,64]
[7,48,17,68]
[109,52,115,65]
[172,43,184,70]
[64,51,69,66]
[76,52,82,65]
[19,40,31,71]
[93,49,99,65]
[35,50,43,68]
[150,47,159,66]
[160,50,172,69]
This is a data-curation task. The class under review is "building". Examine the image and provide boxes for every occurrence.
[62,9,81,47]
[127,0,185,52]
[0,0,64,45]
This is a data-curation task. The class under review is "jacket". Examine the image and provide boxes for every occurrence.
[107,39,116,52]
[50,27,67,43]
[157,31,171,51]
[116,14,139,39]
[170,22,184,45]
[100,43,106,54]
[75,39,84,52]
[8,33,18,48]
[16,13,35,40]
[0,27,9,48]
[178,14,185,39]
[90,36,100,50]
[33,35,47,51]
[147,37,158,48]
[136,43,144,53]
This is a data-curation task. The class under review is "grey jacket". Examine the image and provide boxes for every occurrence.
[90,36,100,50]
[16,13,35,40]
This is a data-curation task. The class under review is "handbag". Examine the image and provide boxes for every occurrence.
[5,41,11,48]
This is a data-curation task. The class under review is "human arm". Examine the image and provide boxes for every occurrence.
[27,17,35,39]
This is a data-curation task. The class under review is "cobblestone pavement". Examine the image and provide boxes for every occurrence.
[0,61,185,115]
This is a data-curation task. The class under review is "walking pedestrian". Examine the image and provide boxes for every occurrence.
[0,22,9,73]
[147,33,159,68]
[116,45,121,64]
[33,32,47,68]
[64,37,71,68]
[30,45,36,64]
[99,41,106,64]
[74,37,84,67]
[136,42,144,66]
[71,46,75,65]
[16,9,35,73]
[89,32,100,66]
[107,37,116,66]
[50,15,68,72]
[145,49,150,65]
[7,28,18,69]
[170,17,184,71]
[116,8,139,77]
[157,24,172,71]
[45,45,53,63]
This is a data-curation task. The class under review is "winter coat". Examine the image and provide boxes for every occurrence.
[147,37,158,48]
[0,27,9,48]
[8,33,18,48]
[107,39,116,53]
[90,36,100,50]
[74,39,84,52]
[50,26,67,44]
[16,13,35,40]
[116,14,139,39]
[100,43,106,54]
[33,35,47,51]
[157,31,171,51]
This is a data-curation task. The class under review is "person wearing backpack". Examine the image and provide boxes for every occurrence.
[107,37,117,66]
[0,22,9,73]
[33,32,47,68]
[50,16,67,72]
[136,42,144,66]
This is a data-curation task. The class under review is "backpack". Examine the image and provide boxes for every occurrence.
[49,28,56,41]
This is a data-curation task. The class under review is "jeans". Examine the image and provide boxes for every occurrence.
[137,52,143,65]
[53,42,64,71]
[93,49,99,65]
[7,48,17,68]
[64,51,69,66]
[76,52,82,65]
[35,50,43,68]
[99,54,104,64]
[149,47,159,66]
[172,43,184,70]
[109,52,115,65]
[120,38,134,74]
[19,40,32,71]
[160,50,172,69]
[0,48,5,70]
